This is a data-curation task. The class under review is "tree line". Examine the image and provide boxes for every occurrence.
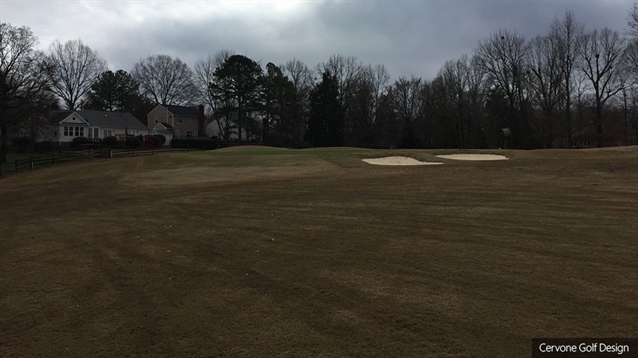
[3,8,638,162]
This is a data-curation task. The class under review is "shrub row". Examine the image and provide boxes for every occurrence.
[126,137,140,148]
[103,136,118,146]
[12,134,176,152]
[72,137,89,147]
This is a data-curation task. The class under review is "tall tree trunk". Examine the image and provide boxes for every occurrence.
[237,100,242,144]
[546,109,554,149]
[0,121,7,163]
[262,116,269,143]
[566,78,572,146]
[596,104,603,148]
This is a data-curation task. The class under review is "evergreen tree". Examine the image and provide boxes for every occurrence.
[210,55,263,143]
[306,71,344,147]
[262,62,296,145]
[84,70,141,111]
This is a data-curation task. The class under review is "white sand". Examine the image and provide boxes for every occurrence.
[436,154,508,161]
[362,156,443,166]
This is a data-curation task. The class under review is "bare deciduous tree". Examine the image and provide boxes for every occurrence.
[352,64,390,145]
[389,76,423,125]
[550,11,584,144]
[475,29,531,147]
[131,54,196,106]
[194,50,235,139]
[0,23,51,162]
[282,58,314,142]
[47,39,107,110]
[628,2,638,39]
[527,35,563,147]
[283,58,314,96]
[580,28,626,147]
[316,55,367,143]
[475,29,529,110]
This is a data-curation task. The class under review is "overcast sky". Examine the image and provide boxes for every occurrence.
[0,0,633,81]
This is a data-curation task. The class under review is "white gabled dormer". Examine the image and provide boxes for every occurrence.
[59,112,90,125]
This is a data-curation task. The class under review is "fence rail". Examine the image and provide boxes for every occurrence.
[0,149,100,177]
[1,146,202,177]
[109,147,191,158]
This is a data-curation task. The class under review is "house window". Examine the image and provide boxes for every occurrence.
[155,116,159,124]
[186,130,193,137]
[175,129,180,137]
[583,140,590,148]
[194,130,198,137]
[64,126,85,137]
[104,129,113,137]
[571,140,577,148]
[177,117,183,124]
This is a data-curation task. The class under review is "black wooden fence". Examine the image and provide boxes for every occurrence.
[0,149,100,177]
[108,147,191,158]
[0,146,203,177]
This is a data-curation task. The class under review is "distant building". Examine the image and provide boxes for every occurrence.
[146,104,207,138]
[47,110,148,144]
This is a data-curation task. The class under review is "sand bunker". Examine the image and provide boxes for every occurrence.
[436,154,508,161]
[362,156,443,166]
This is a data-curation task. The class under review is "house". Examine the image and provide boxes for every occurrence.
[149,123,174,146]
[47,110,148,144]
[146,104,207,138]
[205,111,263,142]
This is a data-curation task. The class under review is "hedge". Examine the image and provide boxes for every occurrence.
[72,137,89,147]
[126,136,140,148]
[153,135,166,146]
[103,136,118,146]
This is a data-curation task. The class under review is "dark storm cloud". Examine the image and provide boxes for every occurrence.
[1,0,633,82]
[306,1,630,79]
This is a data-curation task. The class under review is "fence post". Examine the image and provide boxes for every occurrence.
[91,148,94,159]
[132,148,135,157]
[15,160,18,173]
[30,157,34,170]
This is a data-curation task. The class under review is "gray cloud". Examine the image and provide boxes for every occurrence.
[0,0,632,82]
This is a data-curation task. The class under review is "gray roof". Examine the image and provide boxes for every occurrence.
[50,111,72,124]
[150,129,173,136]
[50,110,147,130]
[163,105,198,117]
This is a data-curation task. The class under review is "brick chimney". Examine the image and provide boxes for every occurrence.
[198,105,206,137]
